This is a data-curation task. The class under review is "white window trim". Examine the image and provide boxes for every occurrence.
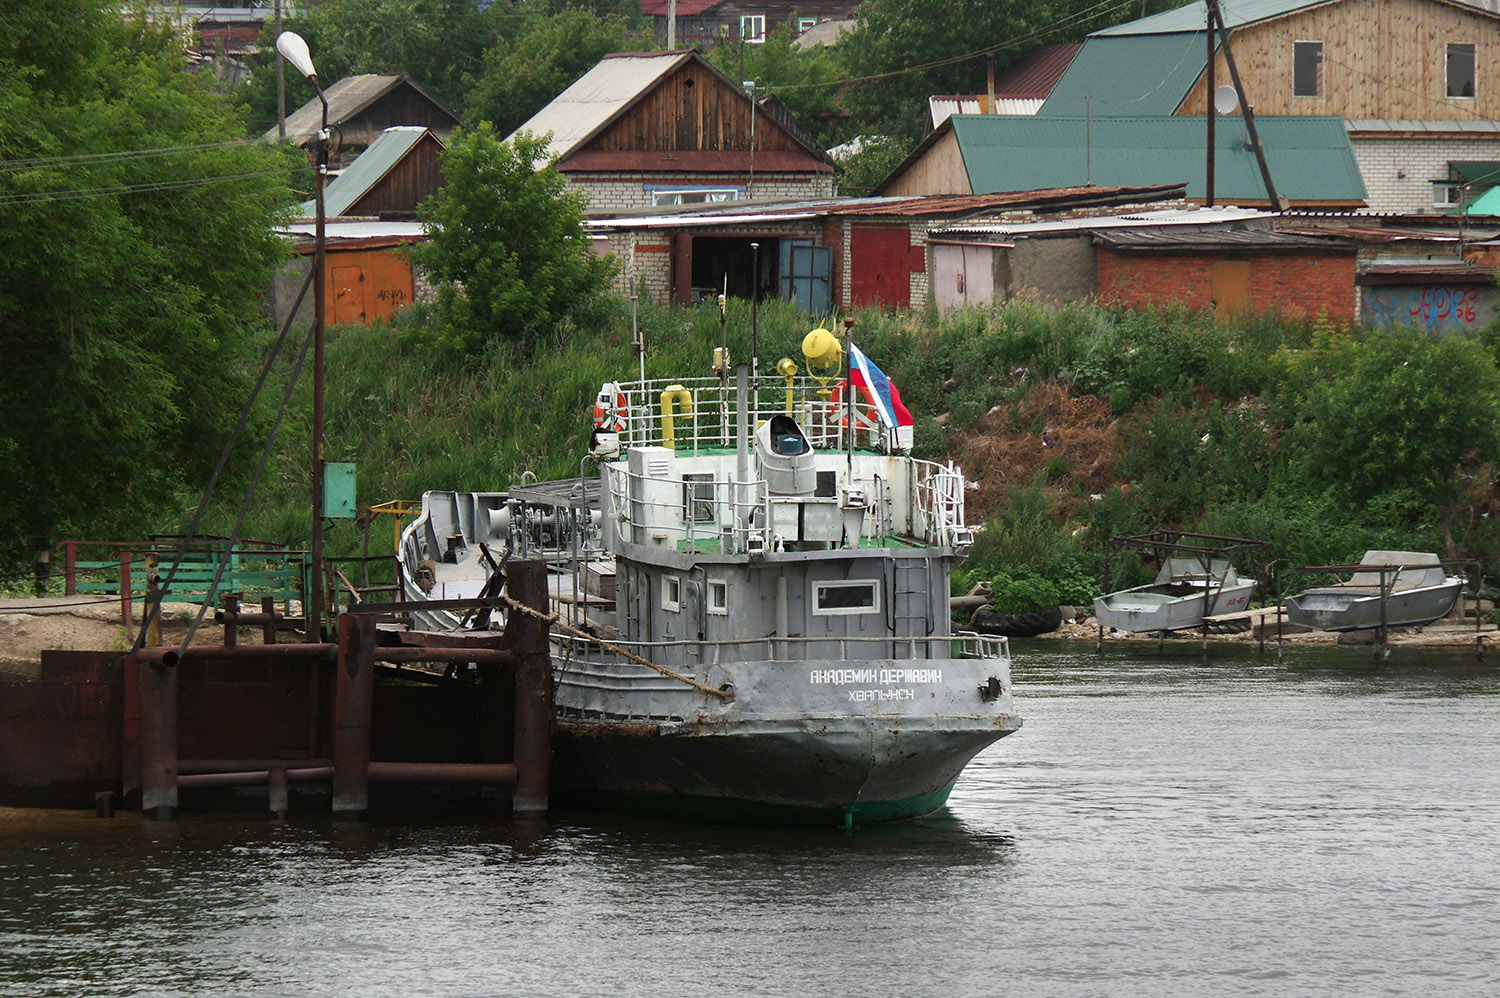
[741,14,766,43]
[707,578,729,615]
[812,579,882,616]
[645,184,745,206]
[662,574,682,613]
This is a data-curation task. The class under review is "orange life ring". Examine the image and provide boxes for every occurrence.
[828,381,878,431]
[593,386,629,432]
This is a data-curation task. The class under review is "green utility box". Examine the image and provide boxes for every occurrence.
[323,462,357,519]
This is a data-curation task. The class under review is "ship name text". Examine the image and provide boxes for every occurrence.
[808,668,942,685]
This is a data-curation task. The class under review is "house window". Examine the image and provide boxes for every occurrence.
[1293,41,1323,98]
[797,17,818,32]
[741,14,766,43]
[683,473,716,524]
[1447,43,1476,98]
[707,579,728,615]
[646,185,743,206]
[1433,181,1462,208]
[662,574,682,612]
[813,580,881,616]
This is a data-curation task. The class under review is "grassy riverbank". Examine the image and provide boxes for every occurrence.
[123,298,1500,611]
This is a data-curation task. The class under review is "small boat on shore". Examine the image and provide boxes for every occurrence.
[1284,551,1464,632]
[1094,557,1258,633]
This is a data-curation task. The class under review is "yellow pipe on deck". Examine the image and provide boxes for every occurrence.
[660,385,693,449]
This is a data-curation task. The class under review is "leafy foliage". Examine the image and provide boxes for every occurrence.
[464,8,642,135]
[409,125,618,355]
[0,0,295,558]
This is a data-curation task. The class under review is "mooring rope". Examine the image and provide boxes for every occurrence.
[500,593,734,703]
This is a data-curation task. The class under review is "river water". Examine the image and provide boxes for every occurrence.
[2,641,1498,996]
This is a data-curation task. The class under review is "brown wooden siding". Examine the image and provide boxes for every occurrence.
[880,130,974,196]
[1178,0,1500,120]
[347,136,445,217]
[591,63,809,154]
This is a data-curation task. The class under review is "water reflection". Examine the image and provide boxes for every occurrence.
[2,641,1498,997]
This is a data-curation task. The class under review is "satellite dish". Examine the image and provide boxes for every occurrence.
[1213,84,1240,115]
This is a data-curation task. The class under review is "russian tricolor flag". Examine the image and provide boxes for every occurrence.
[848,342,914,450]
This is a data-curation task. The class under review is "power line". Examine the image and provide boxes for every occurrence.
[0,165,304,208]
[0,139,264,173]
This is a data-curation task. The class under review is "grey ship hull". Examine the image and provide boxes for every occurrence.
[1285,581,1463,632]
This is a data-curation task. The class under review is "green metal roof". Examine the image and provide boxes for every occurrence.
[1038,34,1209,117]
[949,114,1366,203]
[300,126,437,218]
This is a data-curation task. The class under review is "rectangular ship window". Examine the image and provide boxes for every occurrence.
[662,574,682,612]
[683,473,716,523]
[708,579,728,615]
[813,580,881,615]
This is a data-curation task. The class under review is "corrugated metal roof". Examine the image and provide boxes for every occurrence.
[792,18,855,49]
[947,114,1366,204]
[1038,33,1208,117]
[300,126,436,218]
[586,185,1188,229]
[993,43,1083,97]
[934,206,1273,236]
[1347,118,1500,134]
[283,220,425,241]
[930,97,1044,128]
[508,52,694,160]
[1094,229,1354,252]
[269,75,459,146]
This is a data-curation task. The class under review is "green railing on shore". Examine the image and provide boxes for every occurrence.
[59,537,307,613]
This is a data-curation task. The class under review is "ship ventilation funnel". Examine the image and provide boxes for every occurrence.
[755,414,815,496]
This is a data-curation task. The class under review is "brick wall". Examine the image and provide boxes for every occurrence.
[1097,249,1357,322]
[1352,134,1500,215]
[569,172,836,211]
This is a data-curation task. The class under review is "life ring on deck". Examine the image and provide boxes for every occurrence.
[827,381,879,432]
[593,383,629,433]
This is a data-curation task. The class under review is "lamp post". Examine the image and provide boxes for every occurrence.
[277,30,328,641]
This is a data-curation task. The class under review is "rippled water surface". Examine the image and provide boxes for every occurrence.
[3,642,1499,996]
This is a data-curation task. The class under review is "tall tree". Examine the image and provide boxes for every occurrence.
[464,7,640,135]
[235,0,506,135]
[411,125,618,355]
[0,0,297,560]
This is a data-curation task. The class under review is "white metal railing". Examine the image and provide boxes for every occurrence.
[555,631,1010,669]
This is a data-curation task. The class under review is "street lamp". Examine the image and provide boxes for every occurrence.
[277,30,328,641]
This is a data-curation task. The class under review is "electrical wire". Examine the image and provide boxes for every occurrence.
[0,139,262,172]
[0,165,305,208]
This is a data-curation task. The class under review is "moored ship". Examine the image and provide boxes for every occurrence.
[398,329,1020,825]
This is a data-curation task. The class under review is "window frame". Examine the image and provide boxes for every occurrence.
[741,14,766,44]
[644,184,745,206]
[1293,40,1324,99]
[1447,42,1476,99]
[662,574,682,613]
[812,579,882,616]
[707,578,729,616]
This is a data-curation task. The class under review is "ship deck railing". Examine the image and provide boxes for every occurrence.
[555,630,1008,668]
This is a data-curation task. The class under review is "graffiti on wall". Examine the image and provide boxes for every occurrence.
[1363,285,1493,332]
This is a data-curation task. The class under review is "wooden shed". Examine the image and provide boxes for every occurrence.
[270,75,461,169]
[510,50,835,212]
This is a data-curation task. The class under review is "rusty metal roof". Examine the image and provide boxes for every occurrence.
[1095,229,1355,253]
[269,75,460,147]
[587,184,1189,229]
[993,43,1082,99]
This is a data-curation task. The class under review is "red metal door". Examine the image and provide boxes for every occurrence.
[850,226,912,308]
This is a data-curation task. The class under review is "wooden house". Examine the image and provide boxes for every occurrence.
[270,75,461,170]
[509,50,835,211]
[639,1,859,47]
[1038,0,1500,215]
[300,126,446,221]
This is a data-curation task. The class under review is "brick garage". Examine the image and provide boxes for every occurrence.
[1095,230,1358,322]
